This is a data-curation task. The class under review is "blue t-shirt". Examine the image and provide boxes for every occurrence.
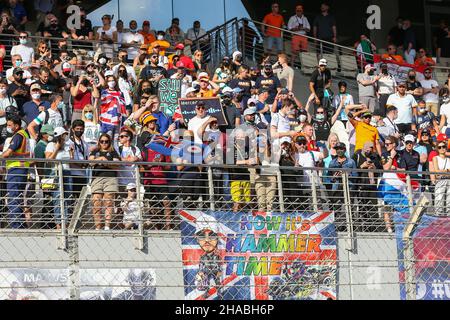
[152,111,172,135]
[413,112,436,131]
[22,101,50,125]
[8,132,24,152]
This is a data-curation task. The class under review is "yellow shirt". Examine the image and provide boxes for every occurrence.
[354,121,379,151]
[196,89,215,98]
[148,40,170,56]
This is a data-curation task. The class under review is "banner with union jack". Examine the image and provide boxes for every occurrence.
[99,90,127,127]
[180,210,338,300]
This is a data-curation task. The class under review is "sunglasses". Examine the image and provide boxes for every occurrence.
[196,231,218,240]
[151,55,158,59]
[405,141,414,145]
[296,141,307,146]
[421,133,430,136]
[438,145,447,149]
[99,140,110,144]
[119,135,130,139]
[385,142,393,146]
[197,106,206,110]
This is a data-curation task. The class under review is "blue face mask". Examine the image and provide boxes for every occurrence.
[57,102,65,110]
[15,60,22,67]
[85,112,94,120]
[316,114,325,121]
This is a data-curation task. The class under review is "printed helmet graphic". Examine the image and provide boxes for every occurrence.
[195,213,220,236]
[126,269,155,295]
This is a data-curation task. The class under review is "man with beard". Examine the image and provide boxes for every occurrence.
[255,63,282,105]
[7,67,29,111]
[420,67,440,116]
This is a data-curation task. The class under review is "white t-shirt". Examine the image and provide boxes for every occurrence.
[6,68,32,85]
[45,141,72,170]
[84,122,101,146]
[11,45,34,67]
[121,199,140,224]
[386,93,418,124]
[440,102,450,128]
[33,108,64,128]
[271,111,291,145]
[188,115,211,144]
[117,145,142,186]
[378,75,397,95]
[420,79,439,103]
[97,26,117,58]
[121,32,144,60]
[118,77,133,106]
[170,73,193,98]
[0,96,17,126]
[295,151,321,184]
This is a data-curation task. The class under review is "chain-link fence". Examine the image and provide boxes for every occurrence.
[0,158,448,300]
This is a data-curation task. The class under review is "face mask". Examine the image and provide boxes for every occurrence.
[365,152,372,158]
[382,69,388,75]
[409,75,415,80]
[47,135,54,142]
[443,96,450,104]
[60,45,68,51]
[57,102,65,110]
[157,35,164,40]
[130,27,137,32]
[119,70,127,78]
[15,60,21,67]
[143,88,151,95]
[222,96,232,105]
[64,135,70,143]
[316,114,325,121]
[419,108,427,113]
[63,71,71,77]
[245,119,255,125]
[85,112,94,120]
[368,70,374,76]
[0,88,7,95]
[19,39,27,45]
[299,115,307,123]
[99,58,107,65]
[119,55,128,62]
[336,150,346,157]
[32,93,41,100]
[74,131,83,138]
[223,61,230,67]
[82,79,90,87]
[108,81,116,89]
[6,127,14,134]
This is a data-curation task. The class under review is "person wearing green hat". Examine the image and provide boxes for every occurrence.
[34,124,54,160]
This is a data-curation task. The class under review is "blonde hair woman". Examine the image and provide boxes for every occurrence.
[81,104,100,151]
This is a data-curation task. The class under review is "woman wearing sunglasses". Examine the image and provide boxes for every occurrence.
[89,133,121,231]
[432,141,450,215]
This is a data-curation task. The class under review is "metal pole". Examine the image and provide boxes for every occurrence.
[342,172,355,252]
[135,166,144,250]
[223,0,227,25]
[208,167,215,211]
[58,163,67,250]
[117,0,121,20]
[68,235,80,300]
[276,169,285,213]
[171,0,175,20]
[311,170,319,213]
[406,174,414,215]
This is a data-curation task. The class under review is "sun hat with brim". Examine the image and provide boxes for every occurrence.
[404,134,416,143]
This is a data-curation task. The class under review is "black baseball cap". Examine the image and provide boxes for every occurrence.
[280,88,289,95]
[335,142,346,150]
[13,67,24,75]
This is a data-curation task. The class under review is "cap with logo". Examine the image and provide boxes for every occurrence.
[198,72,209,81]
[365,64,375,71]
[30,83,41,91]
[62,62,72,73]
[319,59,327,66]
[437,133,448,142]
[335,142,347,150]
[221,87,234,96]
[176,61,185,69]
[247,98,258,106]
[53,127,68,138]
[126,183,137,190]
[13,67,24,75]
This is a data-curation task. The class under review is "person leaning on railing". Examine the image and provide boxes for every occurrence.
[431,140,450,215]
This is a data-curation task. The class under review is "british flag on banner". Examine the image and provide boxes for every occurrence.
[180,210,338,300]
[99,90,127,127]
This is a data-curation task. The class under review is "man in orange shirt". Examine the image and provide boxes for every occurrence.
[414,48,436,68]
[139,20,156,45]
[382,45,405,63]
[262,3,286,54]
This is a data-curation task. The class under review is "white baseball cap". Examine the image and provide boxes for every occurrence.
[244,107,257,116]
[232,51,242,61]
[319,59,327,66]
[280,137,292,145]
[53,127,68,138]
[185,87,198,95]
[247,98,258,106]
[104,70,114,77]
[195,214,220,235]
[126,183,137,190]
[404,134,416,143]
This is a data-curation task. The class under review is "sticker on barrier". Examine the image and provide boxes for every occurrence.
[180,210,338,300]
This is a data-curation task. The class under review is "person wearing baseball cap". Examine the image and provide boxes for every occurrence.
[34,124,54,159]
[22,83,51,125]
[346,104,382,156]
[139,20,156,44]
[399,134,422,173]
[256,60,282,105]
[196,72,220,98]
[170,60,193,98]
[357,64,380,113]
[310,58,331,108]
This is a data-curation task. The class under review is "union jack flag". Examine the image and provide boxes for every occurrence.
[99,90,127,127]
[180,210,338,300]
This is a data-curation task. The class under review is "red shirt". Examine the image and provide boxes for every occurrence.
[73,88,92,111]
[0,45,5,73]
[142,149,170,185]
[263,13,285,37]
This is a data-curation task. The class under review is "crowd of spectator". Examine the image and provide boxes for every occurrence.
[0,2,448,232]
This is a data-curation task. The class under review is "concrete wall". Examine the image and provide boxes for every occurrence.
[0,231,400,300]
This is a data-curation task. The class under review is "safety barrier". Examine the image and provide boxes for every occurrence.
[0,158,448,300]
